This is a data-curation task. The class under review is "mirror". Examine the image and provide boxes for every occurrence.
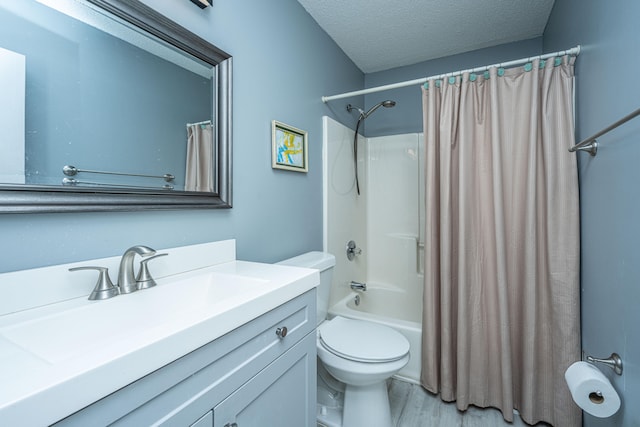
[0,0,232,212]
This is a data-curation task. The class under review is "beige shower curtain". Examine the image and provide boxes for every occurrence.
[185,123,214,192]
[421,57,581,427]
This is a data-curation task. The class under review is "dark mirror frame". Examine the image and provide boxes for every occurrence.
[0,0,232,213]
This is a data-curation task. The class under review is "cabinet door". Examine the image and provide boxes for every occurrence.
[191,411,213,427]
[214,332,316,427]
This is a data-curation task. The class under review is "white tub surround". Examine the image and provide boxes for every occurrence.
[324,117,425,385]
[0,240,319,426]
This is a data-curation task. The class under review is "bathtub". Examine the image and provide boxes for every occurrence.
[328,285,422,384]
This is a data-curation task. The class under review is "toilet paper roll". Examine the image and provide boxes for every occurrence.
[564,361,621,418]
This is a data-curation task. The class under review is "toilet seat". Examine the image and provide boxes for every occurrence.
[318,316,409,363]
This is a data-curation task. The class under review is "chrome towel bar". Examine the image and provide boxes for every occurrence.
[63,165,175,182]
[62,177,174,190]
[569,107,640,156]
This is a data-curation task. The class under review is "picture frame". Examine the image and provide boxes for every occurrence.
[189,0,212,9]
[271,120,308,173]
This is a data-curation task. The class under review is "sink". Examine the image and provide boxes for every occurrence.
[0,271,268,364]
[0,240,320,427]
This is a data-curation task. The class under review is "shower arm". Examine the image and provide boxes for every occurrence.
[347,104,365,118]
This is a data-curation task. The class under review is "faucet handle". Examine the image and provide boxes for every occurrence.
[346,240,362,261]
[69,266,119,300]
[136,253,168,290]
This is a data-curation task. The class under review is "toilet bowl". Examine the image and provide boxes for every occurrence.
[317,316,409,427]
[277,252,410,427]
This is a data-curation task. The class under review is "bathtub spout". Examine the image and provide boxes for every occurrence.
[350,281,367,292]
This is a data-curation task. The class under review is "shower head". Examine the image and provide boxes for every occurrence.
[347,100,396,120]
[347,99,397,196]
[363,99,396,119]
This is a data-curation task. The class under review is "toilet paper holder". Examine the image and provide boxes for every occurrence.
[585,352,623,376]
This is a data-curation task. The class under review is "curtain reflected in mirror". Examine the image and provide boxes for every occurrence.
[185,122,214,192]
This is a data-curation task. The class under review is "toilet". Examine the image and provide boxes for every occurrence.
[278,252,410,427]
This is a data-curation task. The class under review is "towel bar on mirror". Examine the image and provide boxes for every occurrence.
[63,165,175,182]
[62,178,174,190]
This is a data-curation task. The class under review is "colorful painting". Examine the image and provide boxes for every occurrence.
[272,121,308,172]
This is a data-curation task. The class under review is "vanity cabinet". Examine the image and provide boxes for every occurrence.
[53,289,317,427]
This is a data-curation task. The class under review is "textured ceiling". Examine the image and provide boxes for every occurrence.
[296,0,555,73]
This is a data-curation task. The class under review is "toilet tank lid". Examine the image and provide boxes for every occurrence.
[276,251,335,271]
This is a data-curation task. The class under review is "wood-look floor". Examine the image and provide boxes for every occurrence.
[388,378,551,427]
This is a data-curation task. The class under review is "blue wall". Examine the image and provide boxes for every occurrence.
[361,38,543,137]
[0,0,363,273]
[544,0,640,425]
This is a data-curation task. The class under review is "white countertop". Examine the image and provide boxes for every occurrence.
[0,257,318,426]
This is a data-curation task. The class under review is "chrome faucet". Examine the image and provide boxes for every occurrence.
[118,245,156,294]
[350,281,367,292]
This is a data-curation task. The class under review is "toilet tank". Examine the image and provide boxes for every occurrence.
[277,251,335,326]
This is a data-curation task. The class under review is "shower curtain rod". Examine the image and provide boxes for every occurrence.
[321,45,581,103]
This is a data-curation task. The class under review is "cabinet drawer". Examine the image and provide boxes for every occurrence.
[214,332,317,427]
[55,289,316,426]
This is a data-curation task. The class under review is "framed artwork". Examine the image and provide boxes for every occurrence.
[271,120,308,173]
[190,0,212,9]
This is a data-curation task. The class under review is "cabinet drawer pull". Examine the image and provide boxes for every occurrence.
[224,423,238,427]
[275,326,288,339]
